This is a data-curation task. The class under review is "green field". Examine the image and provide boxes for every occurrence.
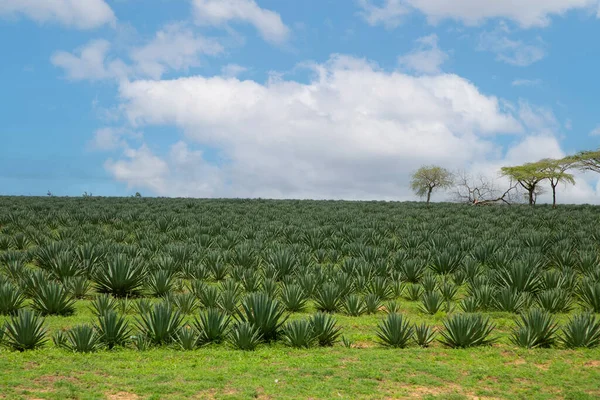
[1,197,600,399]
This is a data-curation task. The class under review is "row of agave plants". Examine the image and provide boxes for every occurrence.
[2,300,599,353]
[1,245,599,318]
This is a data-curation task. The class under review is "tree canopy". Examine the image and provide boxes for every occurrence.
[410,166,453,204]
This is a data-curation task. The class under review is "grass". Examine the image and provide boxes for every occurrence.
[1,299,600,399]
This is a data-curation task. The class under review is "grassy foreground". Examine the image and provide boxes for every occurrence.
[1,345,600,399]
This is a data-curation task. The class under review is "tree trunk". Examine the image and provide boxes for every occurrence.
[426,188,432,205]
[528,188,535,206]
[552,184,557,209]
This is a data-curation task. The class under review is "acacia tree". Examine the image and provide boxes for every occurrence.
[501,163,547,206]
[410,166,453,205]
[538,158,576,208]
[573,149,600,173]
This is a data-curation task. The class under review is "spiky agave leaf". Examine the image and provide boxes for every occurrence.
[94,255,147,298]
[310,312,341,347]
[511,309,558,349]
[62,324,101,353]
[4,309,48,351]
[134,301,184,345]
[95,310,131,349]
[236,292,286,342]
[194,307,231,345]
[0,282,25,316]
[228,322,262,351]
[31,281,76,316]
[439,313,496,348]
[282,319,315,348]
[375,313,414,348]
[560,313,600,349]
[414,322,436,348]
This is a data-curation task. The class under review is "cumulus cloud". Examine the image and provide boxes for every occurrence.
[90,127,142,151]
[192,0,290,44]
[358,0,599,28]
[51,40,129,81]
[104,55,532,199]
[398,34,448,74]
[131,23,223,79]
[52,25,223,81]
[221,63,248,78]
[0,0,115,29]
[590,126,600,136]
[357,0,410,29]
[478,25,546,66]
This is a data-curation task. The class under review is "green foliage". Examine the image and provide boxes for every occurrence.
[194,308,231,345]
[134,302,184,346]
[419,291,445,315]
[3,309,48,351]
[343,294,366,316]
[282,319,315,348]
[176,326,200,350]
[0,282,25,315]
[560,313,600,349]
[314,283,342,313]
[228,322,262,351]
[31,281,76,316]
[375,313,414,348]
[511,309,558,349]
[236,292,286,343]
[94,255,147,298]
[410,165,453,203]
[60,324,101,353]
[414,322,436,348]
[95,310,131,349]
[439,314,496,348]
[280,284,308,313]
[577,281,600,313]
[310,312,341,347]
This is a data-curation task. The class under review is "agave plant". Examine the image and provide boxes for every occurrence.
[439,313,496,348]
[314,283,342,313]
[236,292,287,342]
[134,301,184,345]
[536,289,573,313]
[176,325,200,350]
[282,318,315,348]
[95,310,131,349]
[403,283,424,301]
[511,309,558,349]
[170,293,198,315]
[94,255,147,298]
[310,312,341,347]
[147,269,176,297]
[89,294,118,316]
[279,284,308,313]
[60,325,101,353]
[3,309,48,351]
[194,307,231,345]
[31,281,76,316]
[414,322,436,348]
[0,282,25,315]
[342,294,366,316]
[577,281,600,313]
[64,276,91,299]
[494,287,526,313]
[560,313,600,349]
[228,322,262,351]
[375,313,414,348]
[419,291,445,315]
[364,293,382,315]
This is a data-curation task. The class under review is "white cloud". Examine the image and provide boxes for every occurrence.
[478,25,546,66]
[357,0,410,29]
[192,0,290,44]
[52,25,223,81]
[0,0,115,29]
[108,55,528,200]
[51,40,129,81]
[221,63,248,78]
[90,127,142,151]
[398,34,448,74]
[105,145,170,194]
[512,78,543,86]
[590,125,600,136]
[106,142,223,197]
[131,23,223,79]
[358,0,599,28]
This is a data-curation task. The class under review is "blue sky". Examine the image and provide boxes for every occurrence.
[0,0,599,202]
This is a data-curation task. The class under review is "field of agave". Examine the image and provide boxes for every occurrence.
[1,196,600,354]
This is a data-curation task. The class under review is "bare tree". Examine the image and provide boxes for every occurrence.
[452,171,519,206]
